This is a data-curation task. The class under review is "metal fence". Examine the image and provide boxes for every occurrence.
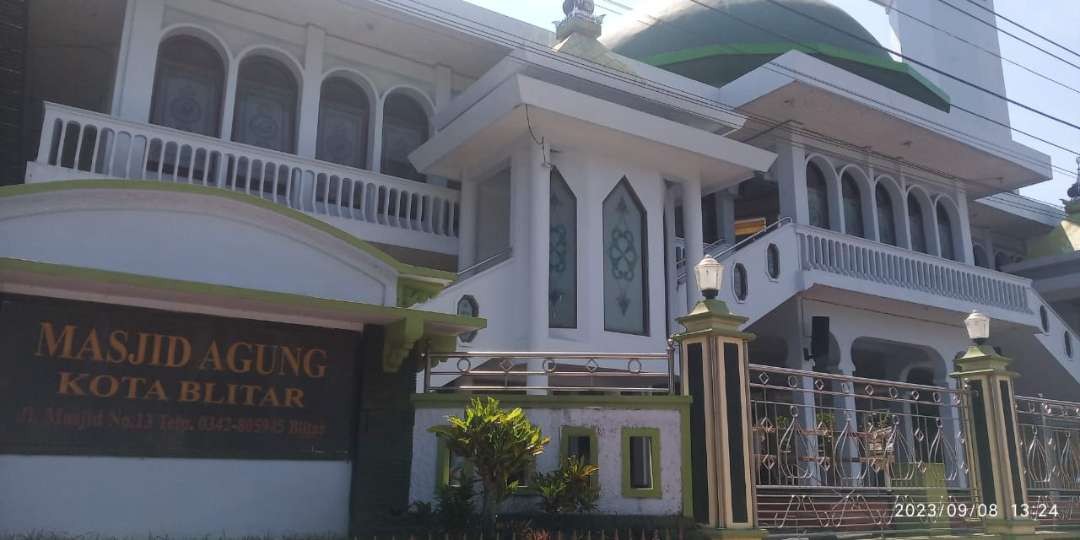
[1016,394,1080,526]
[747,363,976,534]
[422,347,676,394]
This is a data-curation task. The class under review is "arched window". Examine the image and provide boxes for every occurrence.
[150,36,225,136]
[875,184,896,246]
[907,193,927,253]
[936,202,955,260]
[549,168,577,329]
[807,162,829,229]
[316,77,370,169]
[232,56,298,153]
[603,178,648,335]
[381,92,429,182]
[841,172,864,237]
[973,245,989,268]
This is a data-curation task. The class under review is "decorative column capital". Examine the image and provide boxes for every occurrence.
[675,299,754,342]
[952,344,1015,376]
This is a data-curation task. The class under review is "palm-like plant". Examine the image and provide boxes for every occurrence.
[429,397,550,527]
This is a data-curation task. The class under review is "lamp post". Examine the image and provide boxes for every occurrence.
[674,257,763,537]
[952,310,1034,536]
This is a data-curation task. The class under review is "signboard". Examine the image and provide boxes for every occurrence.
[0,294,361,460]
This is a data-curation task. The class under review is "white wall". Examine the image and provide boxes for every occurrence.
[0,456,349,536]
[0,187,399,306]
[411,405,684,516]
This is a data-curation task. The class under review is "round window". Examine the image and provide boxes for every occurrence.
[733,263,748,302]
[1040,306,1050,333]
[457,295,479,343]
[766,243,780,279]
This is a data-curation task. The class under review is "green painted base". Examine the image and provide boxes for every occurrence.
[698,528,767,540]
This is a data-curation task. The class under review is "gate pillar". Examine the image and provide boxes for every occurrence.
[952,311,1035,539]
[674,256,763,537]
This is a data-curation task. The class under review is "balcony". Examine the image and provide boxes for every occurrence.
[26,103,461,255]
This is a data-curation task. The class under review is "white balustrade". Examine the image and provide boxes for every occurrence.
[797,225,1031,313]
[31,102,460,240]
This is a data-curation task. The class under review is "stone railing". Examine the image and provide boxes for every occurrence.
[29,102,460,249]
[797,225,1031,313]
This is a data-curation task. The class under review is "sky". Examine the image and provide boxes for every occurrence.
[464,0,1080,208]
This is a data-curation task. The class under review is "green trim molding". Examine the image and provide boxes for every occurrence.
[560,426,600,468]
[0,180,457,284]
[622,426,663,499]
[398,277,446,308]
[642,41,950,112]
[0,257,484,373]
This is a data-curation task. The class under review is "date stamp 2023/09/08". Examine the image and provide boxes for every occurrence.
[893,502,1060,520]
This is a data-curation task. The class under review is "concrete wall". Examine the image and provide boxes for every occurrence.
[410,402,686,516]
[0,456,350,536]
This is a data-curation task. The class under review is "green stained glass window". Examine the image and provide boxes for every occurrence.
[549,168,577,328]
[603,178,648,335]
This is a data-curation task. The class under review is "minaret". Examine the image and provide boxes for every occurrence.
[553,0,631,72]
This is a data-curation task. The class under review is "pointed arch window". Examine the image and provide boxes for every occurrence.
[317,77,370,169]
[381,92,429,182]
[232,56,298,153]
[875,184,896,246]
[807,162,829,229]
[936,203,956,260]
[549,168,577,329]
[150,36,225,137]
[907,193,927,253]
[841,173,864,237]
[603,178,648,335]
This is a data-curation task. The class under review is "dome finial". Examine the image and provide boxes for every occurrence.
[1069,156,1080,201]
[556,0,603,41]
[563,0,595,17]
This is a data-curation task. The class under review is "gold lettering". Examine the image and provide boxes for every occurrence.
[203,382,225,405]
[107,330,129,363]
[258,386,280,407]
[239,384,259,406]
[58,371,88,395]
[89,375,119,398]
[76,330,104,362]
[303,349,328,379]
[36,322,77,359]
[178,380,201,402]
[164,336,191,368]
[132,333,152,365]
[120,376,145,399]
[226,383,238,405]
[145,380,168,401]
[147,334,165,366]
[280,346,302,376]
[254,343,274,376]
[284,387,305,408]
[226,342,252,374]
[199,341,224,371]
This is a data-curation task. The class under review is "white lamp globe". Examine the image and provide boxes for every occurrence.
[965,310,990,344]
[694,255,724,300]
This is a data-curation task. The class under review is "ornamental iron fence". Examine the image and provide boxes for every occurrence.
[748,363,976,535]
[1016,394,1080,526]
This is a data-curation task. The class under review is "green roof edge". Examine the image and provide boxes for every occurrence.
[641,41,951,110]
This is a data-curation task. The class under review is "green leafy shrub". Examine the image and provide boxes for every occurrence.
[435,468,477,531]
[429,397,550,527]
[532,456,600,514]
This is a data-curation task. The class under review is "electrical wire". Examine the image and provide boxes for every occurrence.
[933,0,1080,73]
[373,0,1078,184]
[865,0,1080,98]
[955,0,1080,62]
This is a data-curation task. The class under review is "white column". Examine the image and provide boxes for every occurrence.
[682,175,705,311]
[457,175,479,272]
[717,189,736,245]
[956,189,975,265]
[296,25,325,159]
[433,65,453,113]
[370,98,385,174]
[785,318,820,486]
[832,345,862,487]
[775,133,809,225]
[526,140,550,392]
[111,0,165,122]
[664,184,678,334]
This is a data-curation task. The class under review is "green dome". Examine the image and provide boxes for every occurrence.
[605,0,950,111]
